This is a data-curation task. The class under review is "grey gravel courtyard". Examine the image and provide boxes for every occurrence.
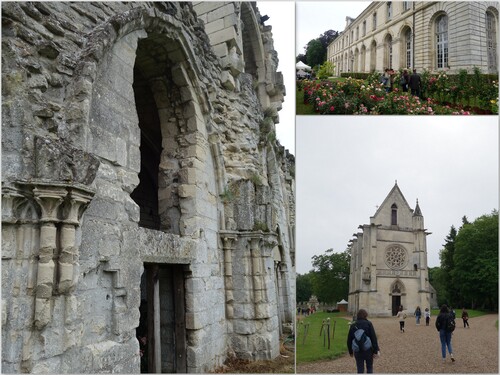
[297,314,498,373]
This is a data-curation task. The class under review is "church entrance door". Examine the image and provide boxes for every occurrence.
[137,264,187,373]
[392,295,401,316]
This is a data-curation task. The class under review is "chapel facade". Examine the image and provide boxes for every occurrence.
[327,1,499,76]
[347,183,436,317]
[1,2,295,373]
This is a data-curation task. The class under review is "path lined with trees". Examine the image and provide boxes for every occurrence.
[297,314,498,374]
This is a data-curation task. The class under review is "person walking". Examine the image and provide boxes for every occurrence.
[383,69,391,93]
[415,306,422,325]
[409,68,421,97]
[424,307,431,326]
[400,69,409,92]
[347,309,380,374]
[397,306,406,332]
[462,308,470,328]
[436,304,455,363]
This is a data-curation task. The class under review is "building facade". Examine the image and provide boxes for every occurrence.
[1,2,295,373]
[347,183,437,317]
[327,1,499,75]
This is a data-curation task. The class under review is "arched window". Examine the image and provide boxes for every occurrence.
[370,40,377,71]
[486,10,498,73]
[387,2,392,20]
[363,20,367,36]
[385,34,393,68]
[391,203,398,225]
[373,12,377,30]
[436,14,448,69]
[361,45,366,72]
[405,28,412,68]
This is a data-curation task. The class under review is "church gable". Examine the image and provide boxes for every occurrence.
[371,182,414,228]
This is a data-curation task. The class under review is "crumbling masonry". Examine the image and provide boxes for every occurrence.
[1,2,295,373]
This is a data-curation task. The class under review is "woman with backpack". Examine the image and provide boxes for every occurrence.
[435,304,455,363]
[347,309,380,374]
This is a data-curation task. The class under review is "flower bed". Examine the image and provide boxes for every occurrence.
[298,71,498,115]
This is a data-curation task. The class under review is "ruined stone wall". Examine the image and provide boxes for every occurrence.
[2,2,294,373]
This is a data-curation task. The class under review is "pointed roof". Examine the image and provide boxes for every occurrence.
[413,199,423,216]
[372,181,413,218]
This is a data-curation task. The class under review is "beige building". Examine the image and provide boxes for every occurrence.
[327,1,499,75]
[347,183,437,317]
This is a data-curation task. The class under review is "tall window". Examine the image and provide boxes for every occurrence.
[405,28,412,68]
[387,2,392,20]
[403,1,410,11]
[351,30,354,44]
[356,26,359,40]
[385,35,393,68]
[391,203,398,225]
[373,12,377,30]
[436,14,448,69]
[363,20,367,36]
[487,10,498,72]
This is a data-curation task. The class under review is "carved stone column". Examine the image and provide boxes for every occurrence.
[58,188,94,294]
[220,231,238,320]
[33,186,66,329]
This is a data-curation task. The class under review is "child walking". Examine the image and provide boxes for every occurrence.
[397,306,407,332]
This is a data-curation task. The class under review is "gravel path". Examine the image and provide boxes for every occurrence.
[297,314,498,373]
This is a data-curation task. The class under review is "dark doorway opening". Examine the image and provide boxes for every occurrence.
[392,295,401,316]
[137,264,187,373]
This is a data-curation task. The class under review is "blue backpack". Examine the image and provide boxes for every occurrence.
[352,325,373,352]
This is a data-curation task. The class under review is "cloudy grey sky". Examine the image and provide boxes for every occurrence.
[257,2,295,154]
[296,1,371,55]
[296,116,499,275]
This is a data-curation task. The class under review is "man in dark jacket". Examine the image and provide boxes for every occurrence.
[347,309,380,373]
[409,69,422,97]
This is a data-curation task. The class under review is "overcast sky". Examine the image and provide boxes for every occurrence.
[296,116,499,275]
[257,2,295,154]
[296,1,372,55]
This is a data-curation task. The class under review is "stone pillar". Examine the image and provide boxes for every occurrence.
[33,186,66,329]
[58,189,94,294]
[221,232,238,320]
[249,235,265,318]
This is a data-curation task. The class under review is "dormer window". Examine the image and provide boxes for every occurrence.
[391,203,398,225]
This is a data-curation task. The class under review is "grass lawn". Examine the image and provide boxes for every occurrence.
[295,87,315,115]
[296,312,351,363]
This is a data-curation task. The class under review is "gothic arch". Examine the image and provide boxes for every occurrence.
[390,279,406,295]
[239,2,268,107]
[65,8,212,149]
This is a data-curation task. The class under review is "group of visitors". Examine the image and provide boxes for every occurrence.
[380,68,422,96]
[347,305,471,373]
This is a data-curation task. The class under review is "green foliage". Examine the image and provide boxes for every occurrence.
[249,173,262,186]
[317,61,335,80]
[340,72,372,80]
[296,312,350,363]
[305,39,325,68]
[220,186,235,203]
[452,210,498,310]
[310,249,350,304]
[296,273,314,303]
[253,221,269,232]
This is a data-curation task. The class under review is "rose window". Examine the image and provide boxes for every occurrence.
[385,245,408,269]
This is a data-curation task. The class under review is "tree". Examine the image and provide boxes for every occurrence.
[305,39,324,69]
[318,29,339,51]
[317,61,335,79]
[452,210,498,310]
[309,248,350,304]
[438,225,460,306]
[296,272,314,303]
[296,54,307,64]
